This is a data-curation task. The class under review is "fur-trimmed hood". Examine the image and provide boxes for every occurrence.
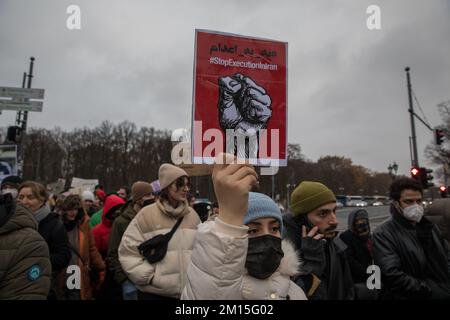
[278,239,303,277]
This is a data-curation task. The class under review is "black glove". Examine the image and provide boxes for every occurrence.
[300,236,326,277]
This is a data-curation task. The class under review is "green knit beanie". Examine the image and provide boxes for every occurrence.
[290,181,336,216]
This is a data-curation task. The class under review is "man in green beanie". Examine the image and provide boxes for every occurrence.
[283,181,355,300]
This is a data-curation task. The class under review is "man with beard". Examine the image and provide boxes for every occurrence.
[283,181,354,300]
[374,178,450,299]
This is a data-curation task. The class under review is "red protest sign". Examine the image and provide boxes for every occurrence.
[192,29,287,166]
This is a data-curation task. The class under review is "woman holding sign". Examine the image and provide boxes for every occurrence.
[182,154,307,300]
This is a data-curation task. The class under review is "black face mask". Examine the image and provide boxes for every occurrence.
[142,198,156,207]
[245,234,284,279]
[354,221,370,237]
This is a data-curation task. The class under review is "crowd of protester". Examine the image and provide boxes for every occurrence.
[0,155,449,300]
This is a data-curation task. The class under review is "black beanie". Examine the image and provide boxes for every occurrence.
[1,175,23,189]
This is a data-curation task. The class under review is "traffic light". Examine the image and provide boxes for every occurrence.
[435,128,445,145]
[439,185,448,198]
[420,167,434,189]
[6,126,20,143]
[410,166,420,181]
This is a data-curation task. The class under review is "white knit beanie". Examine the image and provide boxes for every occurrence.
[81,190,95,202]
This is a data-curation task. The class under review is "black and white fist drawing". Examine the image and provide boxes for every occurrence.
[217,73,272,159]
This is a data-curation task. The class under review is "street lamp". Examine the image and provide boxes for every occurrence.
[388,161,399,179]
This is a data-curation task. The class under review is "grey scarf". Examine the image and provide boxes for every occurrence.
[34,203,51,223]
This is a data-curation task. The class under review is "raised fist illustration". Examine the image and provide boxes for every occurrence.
[217,74,272,159]
[218,73,272,131]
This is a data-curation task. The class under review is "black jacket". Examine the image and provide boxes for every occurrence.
[373,205,450,299]
[339,209,374,283]
[38,212,71,272]
[340,230,373,283]
[283,213,355,300]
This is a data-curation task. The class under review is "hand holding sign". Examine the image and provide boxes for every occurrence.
[212,153,259,226]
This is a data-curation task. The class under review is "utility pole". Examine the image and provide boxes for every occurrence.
[272,174,275,200]
[405,67,419,167]
[286,184,291,211]
[24,57,35,132]
[15,72,27,177]
[15,72,27,127]
[15,57,35,177]
[444,163,449,187]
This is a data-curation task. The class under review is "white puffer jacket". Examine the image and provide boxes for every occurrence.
[119,200,200,298]
[181,218,307,300]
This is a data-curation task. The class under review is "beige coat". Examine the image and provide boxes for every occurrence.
[181,218,308,300]
[118,199,200,298]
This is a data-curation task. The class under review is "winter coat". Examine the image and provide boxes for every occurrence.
[339,209,374,283]
[283,213,355,300]
[92,195,125,258]
[424,198,450,243]
[181,218,307,300]
[89,209,102,229]
[373,205,450,300]
[0,204,51,299]
[56,214,106,300]
[107,202,138,285]
[38,212,71,272]
[119,199,200,298]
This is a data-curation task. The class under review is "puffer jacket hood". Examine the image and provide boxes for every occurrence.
[102,194,125,227]
[0,203,37,235]
[92,195,124,257]
[276,240,303,277]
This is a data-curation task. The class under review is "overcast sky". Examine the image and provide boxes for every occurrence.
[1,0,449,177]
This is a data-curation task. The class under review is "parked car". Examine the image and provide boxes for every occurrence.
[347,200,368,207]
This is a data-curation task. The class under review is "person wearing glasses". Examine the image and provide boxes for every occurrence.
[119,164,200,300]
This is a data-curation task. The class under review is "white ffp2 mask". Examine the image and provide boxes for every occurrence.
[402,204,424,223]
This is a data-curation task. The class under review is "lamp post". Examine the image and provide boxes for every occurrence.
[286,184,292,210]
[388,161,399,180]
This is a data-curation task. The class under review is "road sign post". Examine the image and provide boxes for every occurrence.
[0,87,45,99]
[0,99,43,112]
[1,57,43,178]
